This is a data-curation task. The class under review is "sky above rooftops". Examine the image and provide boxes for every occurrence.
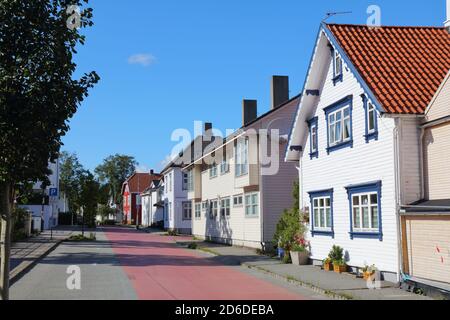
[64,0,446,172]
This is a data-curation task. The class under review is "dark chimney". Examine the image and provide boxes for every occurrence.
[150,169,154,175]
[271,76,289,109]
[204,122,212,134]
[242,100,258,126]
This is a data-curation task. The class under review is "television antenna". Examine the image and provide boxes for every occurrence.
[323,11,352,22]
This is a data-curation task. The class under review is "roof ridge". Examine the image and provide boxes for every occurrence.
[326,23,446,30]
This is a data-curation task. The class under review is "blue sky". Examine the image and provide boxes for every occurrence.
[64,0,447,172]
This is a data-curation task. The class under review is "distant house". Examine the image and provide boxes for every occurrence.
[19,160,66,231]
[141,177,164,227]
[161,130,212,234]
[184,76,300,249]
[122,171,161,225]
[286,22,449,283]
[401,70,450,287]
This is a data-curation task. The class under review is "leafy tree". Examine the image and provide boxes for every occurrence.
[0,0,99,300]
[78,170,99,230]
[273,180,307,252]
[59,151,84,214]
[94,155,137,206]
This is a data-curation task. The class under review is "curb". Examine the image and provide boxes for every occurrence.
[192,246,352,300]
[10,239,64,285]
[242,263,353,300]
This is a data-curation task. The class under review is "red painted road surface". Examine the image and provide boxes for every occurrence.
[103,227,306,300]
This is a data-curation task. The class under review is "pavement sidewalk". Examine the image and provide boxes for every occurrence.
[184,241,431,300]
[3,228,74,283]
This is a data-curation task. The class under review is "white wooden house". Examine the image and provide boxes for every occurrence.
[286,22,449,282]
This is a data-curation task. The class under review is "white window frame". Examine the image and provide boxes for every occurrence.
[233,195,243,207]
[186,169,194,192]
[245,193,259,218]
[209,199,218,219]
[352,192,379,232]
[328,106,351,147]
[312,196,332,231]
[220,197,231,218]
[220,160,230,175]
[367,103,376,134]
[311,123,318,153]
[194,203,201,220]
[182,201,192,220]
[235,138,249,177]
[334,51,343,77]
[202,201,208,211]
[209,163,218,179]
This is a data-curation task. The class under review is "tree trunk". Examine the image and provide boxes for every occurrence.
[0,182,12,300]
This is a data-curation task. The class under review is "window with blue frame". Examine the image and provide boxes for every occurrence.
[308,189,334,237]
[345,181,383,241]
[324,95,353,153]
[308,117,318,159]
[332,49,343,84]
[361,94,379,142]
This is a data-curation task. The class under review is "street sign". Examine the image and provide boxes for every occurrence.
[49,188,58,197]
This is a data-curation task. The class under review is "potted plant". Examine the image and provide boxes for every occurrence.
[290,236,310,265]
[328,245,347,273]
[362,264,377,281]
[333,259,348,273]
[323,257,333,271]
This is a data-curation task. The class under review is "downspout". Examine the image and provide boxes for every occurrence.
[418,128,426,200]
[393,119,404,283]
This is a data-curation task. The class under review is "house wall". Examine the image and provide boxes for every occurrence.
[423,74,450,200]
[300,50,400,276]
[163,167,190,233]
[399,118,422,205]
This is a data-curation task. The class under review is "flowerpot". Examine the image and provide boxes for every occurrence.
[334,264,347,273]
[363,271,376,281]
[290,251,309,265]
[323,262,333,271]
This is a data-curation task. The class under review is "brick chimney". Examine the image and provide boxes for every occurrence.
[446,0,450,32]
[242,100,258,126]
[271,76,289,109]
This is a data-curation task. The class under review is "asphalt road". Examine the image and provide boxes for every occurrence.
[10,226,327,300]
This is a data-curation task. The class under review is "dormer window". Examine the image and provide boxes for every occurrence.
[332,49,343,84]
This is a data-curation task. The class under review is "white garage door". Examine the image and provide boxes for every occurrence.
[405,215,450,284]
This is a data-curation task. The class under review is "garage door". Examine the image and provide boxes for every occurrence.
[404,215,450,284]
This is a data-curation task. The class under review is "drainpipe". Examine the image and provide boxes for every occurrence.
[418,128,426,200]
[393,120,404,283]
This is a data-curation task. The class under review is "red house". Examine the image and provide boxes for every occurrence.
[122,171,161,225]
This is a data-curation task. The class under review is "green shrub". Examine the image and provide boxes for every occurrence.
[328,245,344,263]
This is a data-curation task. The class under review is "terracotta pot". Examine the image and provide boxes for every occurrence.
[363,271,375,281]
[323,261,333,271]
[333,264,347,273]
[290,251,309,265]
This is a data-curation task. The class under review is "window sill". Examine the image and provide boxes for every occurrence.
[245,215,260,219]
[327,140,353,154]
[309,151,319,160]
[311,230,334,237]
[332,74,343,85]
[350,231,383,241]
[235,173,249,178]
[364,131,378,143]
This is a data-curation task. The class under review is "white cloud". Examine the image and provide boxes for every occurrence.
[128,53,156,67]
[136,164,152,173]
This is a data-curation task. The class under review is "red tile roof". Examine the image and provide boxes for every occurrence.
[123,173,162,194]
[327,24,450,114]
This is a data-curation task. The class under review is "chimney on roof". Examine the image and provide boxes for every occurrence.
[150,169,154,175]
[204,122,213,139]
[242,100,258,126]
[271,76,290,109]
[446,0,450,32]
